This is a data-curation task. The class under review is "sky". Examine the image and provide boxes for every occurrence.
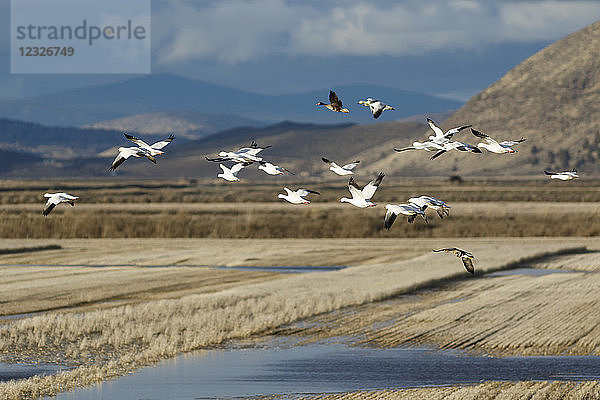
[0,0,599,100]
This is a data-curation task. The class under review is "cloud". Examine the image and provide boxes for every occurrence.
[153,0,600,65]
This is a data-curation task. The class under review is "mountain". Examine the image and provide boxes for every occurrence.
[360,20,600,177]
[0,118,126,159]
[84,111,266,140]
[0,74,462,126]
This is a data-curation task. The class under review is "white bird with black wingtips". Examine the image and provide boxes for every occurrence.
[258,161,294,176]
[427,118,472,144]
[340,172,385,208]
[471,128,526,154]
[384,203,428,229]
[544,169,579,180]
[408,195,451,219]
[278,188,320,204]
[322,158,360,176]
[358,98,395,119]
[42,192,79,216]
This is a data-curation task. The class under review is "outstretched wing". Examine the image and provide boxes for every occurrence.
[329,90,343,108]
[471,129,499,146]
[462,257,475,274]
[348,177,363,199]
[430,149,447,160]
[124,133,151,150]
[342,161,360,170]
[362,172,385,201]
[394,147,416,152]
[426,118,445,139]
[444,125,472,139]
[432,248,458,253]
[499,137,526,147]
[384,208,398,230]
[151,134,175,150]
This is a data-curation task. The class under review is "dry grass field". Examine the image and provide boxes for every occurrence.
[1,201,600,238]
[1,178,600,399]
[0,239,590,399]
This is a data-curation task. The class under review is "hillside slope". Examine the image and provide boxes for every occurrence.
[364,20,600,177]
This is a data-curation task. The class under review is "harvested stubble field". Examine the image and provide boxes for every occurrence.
[0,238,599,399]
[1,201,600,238]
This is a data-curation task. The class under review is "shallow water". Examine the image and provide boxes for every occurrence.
[0,362,67,382]
[52,343,600,400]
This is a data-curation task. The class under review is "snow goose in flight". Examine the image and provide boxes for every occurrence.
[408,195,450,219]
[430,141,482,160]
[384,203,428,229]
[471,129,526,154]
[278,188,320,204]
[110,146,157,171]
[258,161,294,175]
[358,98,394,119]
[322,158,360,176]
[218,162,251,182]
[206,142,271,163]
[432,248,475,274]
[124,133,175,156]
[394,141,445,153]
[544,169,579,180]
[340,172,385,208]
[427,118,472,144]
[42,192,79,216]
[316,91,349,113]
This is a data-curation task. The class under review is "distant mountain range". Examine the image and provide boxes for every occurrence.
[0,74,461,127]
[2,19,598,179]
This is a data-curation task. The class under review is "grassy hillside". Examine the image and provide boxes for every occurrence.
[366,20,600,177]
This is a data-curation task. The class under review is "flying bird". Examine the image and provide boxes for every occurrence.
[258,161,294,176]
[322,158,360,176]
[110,147,157,171]
[206,142,271,163]
[217,162,251,182]
[408,196,451,219]
[42,192,79,216]
[427,118,472,144]
[109,133,174,171]
[278,188,320,204]
[430,141,482,160]
[471,129,526,154]
[340,172,385,208]
[394,141,445,153]
[432,248,475,274]
[384,203,428,229]
[316,90,349,113]
[124,133,175,156]
[358,98,394,119]
[544,169,579,180]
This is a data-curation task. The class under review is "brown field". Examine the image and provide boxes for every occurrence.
[1,201,600,238]
[1,178,600,399]
[0,239,592,399]
[2,178,600,204]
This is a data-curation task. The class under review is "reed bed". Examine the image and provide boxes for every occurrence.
[1,202,600,238]
[0,243,584,399]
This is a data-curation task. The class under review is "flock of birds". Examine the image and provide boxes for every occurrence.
[42,90,579,274]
